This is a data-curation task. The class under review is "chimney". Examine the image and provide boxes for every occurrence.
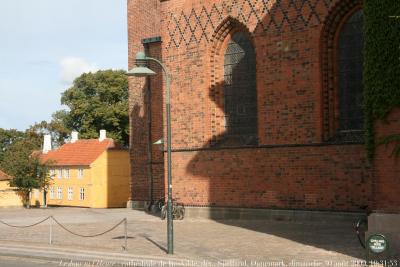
[99,129,107,142]
[43,134,52,154]
[71,131,79,143]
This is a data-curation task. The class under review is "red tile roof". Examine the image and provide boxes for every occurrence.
[40,138,117,166]
[0,169,10,181]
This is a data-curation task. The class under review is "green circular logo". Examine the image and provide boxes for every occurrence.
[367,234,388,254]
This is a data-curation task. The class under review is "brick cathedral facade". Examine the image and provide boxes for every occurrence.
[127,0,399,216]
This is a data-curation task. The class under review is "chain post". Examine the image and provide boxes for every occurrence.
[124,218,128,251]
[49,216,53,245]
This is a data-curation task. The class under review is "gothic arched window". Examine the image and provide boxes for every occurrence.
[223,32,257,145]
[322,4,364,143]
[337,9,364,135]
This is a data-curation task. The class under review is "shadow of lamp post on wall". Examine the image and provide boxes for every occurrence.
[127,52,174,255]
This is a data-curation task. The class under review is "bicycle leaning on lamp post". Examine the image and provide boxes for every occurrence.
[127,52,174,254]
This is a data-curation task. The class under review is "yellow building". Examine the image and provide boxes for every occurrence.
[31,131,130,208]
[0,169,23,207]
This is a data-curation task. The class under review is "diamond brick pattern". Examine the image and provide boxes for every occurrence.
[166,0,332,49]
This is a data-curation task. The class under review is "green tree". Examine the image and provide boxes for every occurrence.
[1,139,51,208]
[0,128,25,166]
[59,69,129,146]
[364,1,400,158]
[26,113,70,149]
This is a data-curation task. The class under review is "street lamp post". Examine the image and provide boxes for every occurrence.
[127,52,174,254]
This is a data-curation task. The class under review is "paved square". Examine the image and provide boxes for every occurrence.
[0,207,365,266]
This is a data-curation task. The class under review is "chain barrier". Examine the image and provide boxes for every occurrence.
[0,216,128,250]
[0,216,52,228]
[51,217,126,238]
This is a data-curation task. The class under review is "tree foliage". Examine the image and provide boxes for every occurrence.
[26,113,70,149]
[0,118,67,170]
[0,127,53,207]
[60,70,129,146]
[1,139,51,207]
[364,1,400,158]
[0,128,25,164]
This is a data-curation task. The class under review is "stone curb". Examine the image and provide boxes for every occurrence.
[0,243,190,266]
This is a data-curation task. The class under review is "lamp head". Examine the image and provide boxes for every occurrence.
[135,52,147,64]
[127,52,156,77]
[153,139,163,145]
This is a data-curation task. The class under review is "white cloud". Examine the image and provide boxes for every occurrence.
[59,57,98,84]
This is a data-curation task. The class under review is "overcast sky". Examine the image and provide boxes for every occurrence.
[0,0,127,130]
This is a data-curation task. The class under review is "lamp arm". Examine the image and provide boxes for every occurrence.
[146,57,171,104]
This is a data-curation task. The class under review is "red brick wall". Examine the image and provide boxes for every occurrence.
[128,0,374,211]
[373,108,400,213]
[172,145,371,210]
[147,42,166,201]
[159,0,353,149]
[127,0,162,202]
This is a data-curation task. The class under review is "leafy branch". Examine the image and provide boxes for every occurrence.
[378,134,400,157]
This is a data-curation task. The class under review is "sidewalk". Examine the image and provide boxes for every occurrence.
[0,207,366,266]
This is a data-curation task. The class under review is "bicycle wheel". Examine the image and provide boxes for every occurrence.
[160,205,166,220]
[180,206,185,220]
[355,219,367,248]
[157,197,165,212]
[172,205,178,220]
[176,206,184,220]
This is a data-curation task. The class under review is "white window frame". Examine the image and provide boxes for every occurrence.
[34,189,39,198]
[63,168,70,179]
[77,168,84,179]
[57,187,62,200]
[49,169,55,179]
[67,187,73,200]
[79,187,85,201]
[57,168,62,179]
[50,187,55,199]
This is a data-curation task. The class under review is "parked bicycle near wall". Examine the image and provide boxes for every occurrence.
[355,218,368,249]
[156,197,185,220]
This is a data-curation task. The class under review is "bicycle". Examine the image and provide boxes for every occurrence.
[156,197,165,212]
[159,198,185,220]
[355,218,368,249]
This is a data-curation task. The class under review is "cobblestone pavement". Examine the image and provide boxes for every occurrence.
[0,207,365,266]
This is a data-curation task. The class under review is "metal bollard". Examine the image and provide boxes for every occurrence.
[49,216,53,245]
[124,218,127,251]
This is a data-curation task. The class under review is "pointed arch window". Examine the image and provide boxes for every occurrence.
[322,5,364,143]
[337,9,364,134]
[223,32,257,146]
